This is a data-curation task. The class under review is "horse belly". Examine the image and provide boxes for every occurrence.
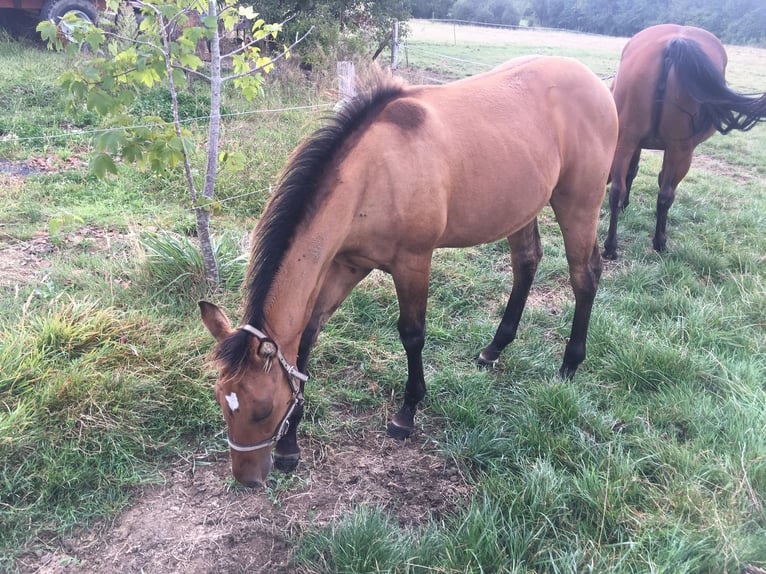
[438,169,555,248]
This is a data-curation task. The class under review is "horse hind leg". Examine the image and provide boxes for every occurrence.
[653,148,692,253]
[478,219,542,366]
[623,148,642,208]
[273,261,370,472]
[603,145,640,260]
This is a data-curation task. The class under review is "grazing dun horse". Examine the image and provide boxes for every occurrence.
[200,56,618,487]
[603,23,766,259]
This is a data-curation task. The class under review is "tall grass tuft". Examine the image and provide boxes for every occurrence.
[294,505,440,573]
[137,230,248,297]
[0,299,218,559]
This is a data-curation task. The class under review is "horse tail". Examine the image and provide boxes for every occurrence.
[659,37,766,135]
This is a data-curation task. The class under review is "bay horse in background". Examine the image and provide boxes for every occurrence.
[200,56,618,488]
[603,23,766,259]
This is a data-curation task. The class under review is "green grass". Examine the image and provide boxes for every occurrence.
[2,20,766,574]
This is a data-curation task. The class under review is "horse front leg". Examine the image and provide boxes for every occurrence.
[550,185,604,380]
[387,262,431,440]
[478,219,542,365]
[273,261,370,472]
[653,148,692,253]
[560,242,602,378]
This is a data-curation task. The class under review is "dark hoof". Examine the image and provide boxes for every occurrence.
[558,365,576,381]
[387,420,414,441]
[601,249,618,261]
[476,351,499,368]
[273,452,300,473]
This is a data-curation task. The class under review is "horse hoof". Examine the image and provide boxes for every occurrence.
[273,453,300,473]
[387,420,414,441]
[476,351,499,368]
[558,365,577,381]
[601,249,618,261]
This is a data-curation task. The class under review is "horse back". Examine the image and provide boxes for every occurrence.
[336,56,617,251]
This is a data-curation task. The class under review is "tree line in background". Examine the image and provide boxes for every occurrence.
[410,0,766,44]
[247,0,763,69]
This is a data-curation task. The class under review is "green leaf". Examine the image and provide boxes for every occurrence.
[167,136,185,153]
[84,26,106,51]
[179,53,203,69]
[94,130,127,154]
[36,21,62,49]
[122,142,143,164]
[87,90,115,115]
[238,6,257,19]
[90,153,118,179]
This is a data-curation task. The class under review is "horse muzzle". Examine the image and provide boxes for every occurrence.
[231,451,273,488]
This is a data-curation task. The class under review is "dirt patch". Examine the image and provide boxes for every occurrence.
[0,225,125,288]
[17,422,471,574]
[0,155,86,176]
[0,233,53,287]
[692,153,755,184]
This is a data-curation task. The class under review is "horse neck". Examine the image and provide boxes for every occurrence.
[260,191,355,353]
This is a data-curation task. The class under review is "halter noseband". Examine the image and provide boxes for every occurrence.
[226,324,309,453]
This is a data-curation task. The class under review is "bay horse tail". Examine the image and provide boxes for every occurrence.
[656,37,766,135]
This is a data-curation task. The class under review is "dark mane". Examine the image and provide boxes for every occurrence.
[216,74,407,369]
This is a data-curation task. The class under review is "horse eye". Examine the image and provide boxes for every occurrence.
[251,407,273,424]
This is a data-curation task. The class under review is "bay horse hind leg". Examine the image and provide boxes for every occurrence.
[478,219,542,366]
[603,146,641,260]
[387,260,433,441]
[550,193,604,380]
[273,261,371,472]
[623,149,642,208]
[653,148,693,253]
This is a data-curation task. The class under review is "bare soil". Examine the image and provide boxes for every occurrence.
[15,420,470,574]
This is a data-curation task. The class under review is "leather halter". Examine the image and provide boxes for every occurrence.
[226,325,309,453]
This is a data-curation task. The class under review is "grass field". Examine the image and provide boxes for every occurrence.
[1,19,766,573]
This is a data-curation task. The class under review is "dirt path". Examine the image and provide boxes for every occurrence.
[17,423,470,573]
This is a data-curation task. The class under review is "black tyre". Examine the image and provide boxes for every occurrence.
[40,0,98,35]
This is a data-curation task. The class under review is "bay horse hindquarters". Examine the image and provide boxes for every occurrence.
[200,57,618,487]
[603,23,766,259]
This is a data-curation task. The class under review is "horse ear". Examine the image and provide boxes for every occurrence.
[198,301,233,342]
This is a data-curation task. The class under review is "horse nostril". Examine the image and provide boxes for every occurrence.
[241,479,264,489]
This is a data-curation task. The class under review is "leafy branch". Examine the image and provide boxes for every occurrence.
[38,0,309,285]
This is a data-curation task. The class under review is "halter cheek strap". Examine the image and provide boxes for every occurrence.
[225,324,309,453]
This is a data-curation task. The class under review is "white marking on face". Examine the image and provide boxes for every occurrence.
[225,392,240,412]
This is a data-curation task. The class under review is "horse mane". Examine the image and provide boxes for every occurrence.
[659,38,766,136]
[216,71,408,370]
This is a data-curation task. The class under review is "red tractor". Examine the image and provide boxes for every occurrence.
[0,0,104,35]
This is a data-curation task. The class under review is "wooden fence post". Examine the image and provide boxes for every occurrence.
[336,61,356,108]
[391,21,400,69]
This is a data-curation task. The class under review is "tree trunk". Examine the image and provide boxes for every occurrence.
[160,2,220,285]
[196,0,223,286]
